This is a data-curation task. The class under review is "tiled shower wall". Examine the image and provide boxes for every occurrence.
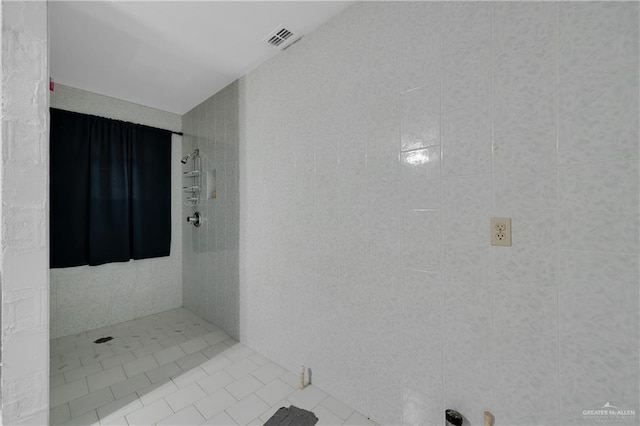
[182,82,240,339]
[49,85,184,338]
[233,2,639,425]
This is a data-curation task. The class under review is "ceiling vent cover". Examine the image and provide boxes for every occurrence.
[264,25,297,49]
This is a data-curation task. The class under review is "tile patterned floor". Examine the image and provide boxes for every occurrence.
[50,308,377,426]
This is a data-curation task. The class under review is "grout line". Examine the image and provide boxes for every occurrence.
[442,166,497,179]
[489,1,496,413]
[399,84,428,95]
[407,208,440,213]
[438,2,446,421]
[557,247,640,256]
[400,143,441,154]
[555,3,562,423]
[556,157,640,169]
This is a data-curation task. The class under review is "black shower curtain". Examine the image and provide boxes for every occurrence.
[50,108,172,268]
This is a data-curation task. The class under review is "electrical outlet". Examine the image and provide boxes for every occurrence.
[490,217,511,246]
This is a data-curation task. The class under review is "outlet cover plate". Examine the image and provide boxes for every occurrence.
[491,217,512,246]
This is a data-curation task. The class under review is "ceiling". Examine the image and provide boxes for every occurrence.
[49,1,351,115]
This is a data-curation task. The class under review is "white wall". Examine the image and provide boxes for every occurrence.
[50,85,183,338]
[1,1,50,424]
[233,2,638,425]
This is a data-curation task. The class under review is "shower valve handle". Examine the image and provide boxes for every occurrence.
[187,211,201,227]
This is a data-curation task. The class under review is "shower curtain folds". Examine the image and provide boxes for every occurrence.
[50,108,172,268]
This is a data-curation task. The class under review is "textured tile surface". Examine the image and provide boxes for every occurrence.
[559,160,639,253]
[559,250,639,347]
[558,2,639,166]
[50,308,373,426]
[560,335,639,425]
[194,2,639,425]
[442,173,492,245]
[2,4,50,423]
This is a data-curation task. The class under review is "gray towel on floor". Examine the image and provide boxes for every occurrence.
[263,405,319,426]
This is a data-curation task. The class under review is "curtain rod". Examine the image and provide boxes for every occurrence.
[50,107,184,136]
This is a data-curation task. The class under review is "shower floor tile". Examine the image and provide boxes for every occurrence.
[50,308,377,426]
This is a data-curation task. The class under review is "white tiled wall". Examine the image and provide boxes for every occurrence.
[229,2,638,425]
[49,85,184,338]
[182,82,240,339]
[1,1,50,424]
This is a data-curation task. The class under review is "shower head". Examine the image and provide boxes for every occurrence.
[181,149,199,164]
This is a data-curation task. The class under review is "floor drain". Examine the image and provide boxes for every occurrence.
[94,336,113,344]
